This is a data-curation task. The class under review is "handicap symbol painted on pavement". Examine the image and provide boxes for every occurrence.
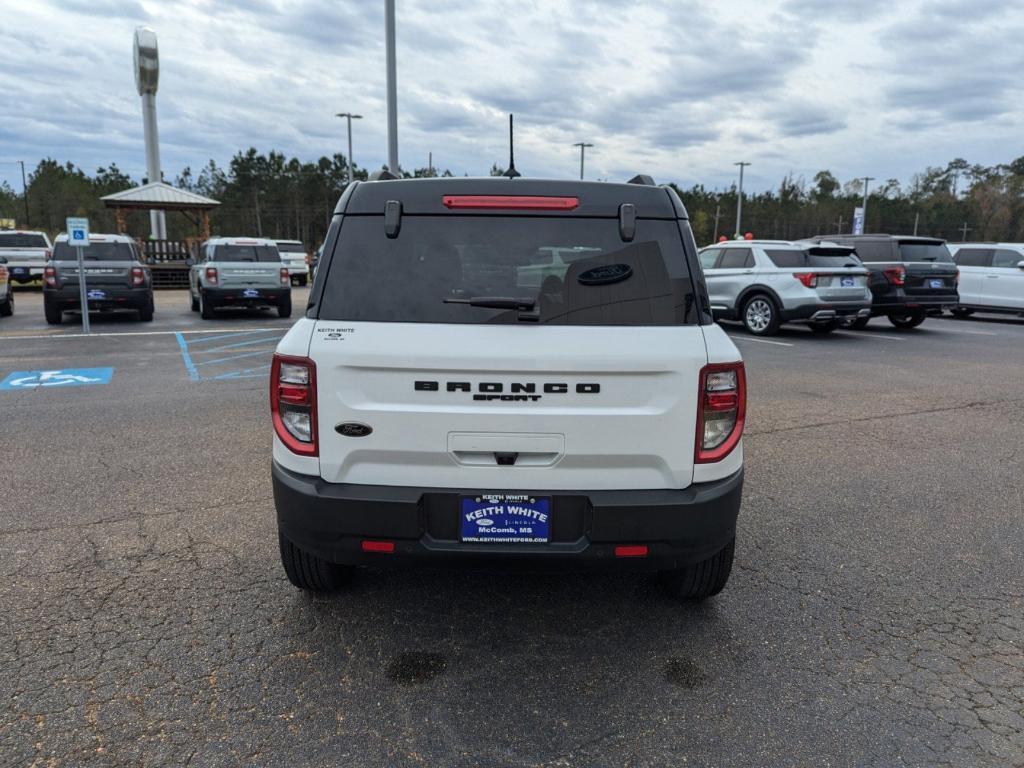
[0,368,114,390]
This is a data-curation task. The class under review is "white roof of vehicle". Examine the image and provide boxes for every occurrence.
[54,232,135,243]
[274,239,303,245]
[952,242,1024,249]
[204,236,278,246]
[101,182,220,210]
[702,239,803,250]
[0,230,48,236]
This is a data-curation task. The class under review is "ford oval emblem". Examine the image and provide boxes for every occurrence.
[578,263,633,286]
[477,519,494,527]
[336,422,373,437]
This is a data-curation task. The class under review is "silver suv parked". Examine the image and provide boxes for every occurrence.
[699,240,871,335]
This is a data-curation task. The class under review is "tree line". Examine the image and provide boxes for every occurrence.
[2,153,1023,250]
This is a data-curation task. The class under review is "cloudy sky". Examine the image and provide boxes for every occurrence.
[1,0,1021,194]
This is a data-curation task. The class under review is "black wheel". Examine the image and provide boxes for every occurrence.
[888,310,925,329]
[950,307,973,318]
[809,320,838,334]
[190,291,199,312]
[0,290,12,318]
[660,538,735,601]
[200,289,215,320]
[278,531,353,591]
[845,316,870,330]
[298,275,308,287]
[44,298,62,325]
[741,294,781,336]
[277,296,292,319]
[138,296,154,322]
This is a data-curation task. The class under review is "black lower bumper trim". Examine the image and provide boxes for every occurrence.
[272,462,743,571]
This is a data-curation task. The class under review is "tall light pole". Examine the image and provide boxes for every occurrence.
[860,176,875,234]
[384,0,399,173]
[18,160,29,226]
[573,142,593,180]
[134,27,166,239]
[734,161,751,237]
[336,112,362,184]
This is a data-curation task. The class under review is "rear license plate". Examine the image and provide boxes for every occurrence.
[11,267,26,275]
[86,289,107,300]
[242,288,261,298]
[929,279,943,289]
[460,494,550,543]
[841,276,855,287]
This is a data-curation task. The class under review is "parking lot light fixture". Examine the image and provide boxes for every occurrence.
[336,113,363,185]
[734,162,751,236]
[573,142,594,180]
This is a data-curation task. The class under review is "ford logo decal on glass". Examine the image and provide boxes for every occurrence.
[577,263,633,286]
[336,422,373,437]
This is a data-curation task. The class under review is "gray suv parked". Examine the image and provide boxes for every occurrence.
[699,240,871,335]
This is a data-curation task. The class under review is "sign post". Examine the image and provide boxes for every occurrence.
[66,217,90,334]
[852,206,865,236]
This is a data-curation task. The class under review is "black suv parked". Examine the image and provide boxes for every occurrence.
[803,235,959,328]
[43,234,155,324]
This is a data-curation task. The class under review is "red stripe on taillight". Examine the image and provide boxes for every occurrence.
[695,362,746,464]
[205,266,218,286]
[131,267,145,286]
[44,266,57,287]
[442,195,579,210]
[280,267,289,286]
[270,354,318,456]
[883,267,906,286]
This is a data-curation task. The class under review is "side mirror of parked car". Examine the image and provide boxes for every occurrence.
[1017,260,1024,270]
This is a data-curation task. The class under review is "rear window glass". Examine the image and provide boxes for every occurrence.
[0,233,48,248]
[844,240,893,262]
[319,216,698,326]
[698,248,720,269]
[717,249,753,269]
[212,245,280,262]
[898,242,953,263]
[954,248,992,267]
[53,242,136,261]
[766,249,860,268]
[276,243,305,253]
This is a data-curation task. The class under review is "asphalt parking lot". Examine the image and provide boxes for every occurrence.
[1,286,1022,767]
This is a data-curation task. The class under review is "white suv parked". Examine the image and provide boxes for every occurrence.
[948,243,1024,317]
[271,177,746,601]
[274,240,310,287]
[699,240,871,335]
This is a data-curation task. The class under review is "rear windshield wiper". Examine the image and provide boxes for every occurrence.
[443,296,536,311]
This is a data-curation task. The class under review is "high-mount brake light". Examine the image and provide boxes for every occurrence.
[695,362,746,464]
[883,266,906,286]
[43,266,57,287]
[131,267,145,287]
[793,272,818,288]
[205,266,219,286]
[280,267,289,286]
[442,195,579,211]
[271,354,318,456]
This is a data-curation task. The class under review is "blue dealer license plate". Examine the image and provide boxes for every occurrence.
[929,279,943,289]
[841,276,855,287]
[242,288,261,298]
[460,494,550,543]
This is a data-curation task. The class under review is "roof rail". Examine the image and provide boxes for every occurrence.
[627,174,656,186]
[369,168,401,181]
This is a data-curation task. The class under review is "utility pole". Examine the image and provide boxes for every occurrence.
[712,203,723,242]
[734,162,751,236]
[18,160,29,226]
[959,222,970,242]
[384,0,399,173]
[336,112,363,185]
[836,215,844,234]
[254,190,263,237]
[913,212,920,236]
[860,176,875,233]
[428,151,433,177]
[573,142,594,180]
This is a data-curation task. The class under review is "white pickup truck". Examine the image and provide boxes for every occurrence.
[0,230,52,284]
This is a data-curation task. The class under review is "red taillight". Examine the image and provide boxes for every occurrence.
[614,545,648,558]
[280,267,289,286]
[695,362,746,464]
[270,354,317,456]
[131,266,145,287]
[361,540,395,554]
[883,266,906,286]
[205,266,218,286]
[793,272,818,288]
[44,248,52,261]
[442,195,579,211]
[43,266,57,287]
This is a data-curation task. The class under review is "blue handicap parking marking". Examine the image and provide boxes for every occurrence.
[175,331,286,382]
[0,367,114,390]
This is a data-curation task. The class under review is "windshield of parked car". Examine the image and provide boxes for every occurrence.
[898,242,953,263]
[53,241,136,261]
[319,215,698,325]
[212,245,280,262]
[0,233,48,248]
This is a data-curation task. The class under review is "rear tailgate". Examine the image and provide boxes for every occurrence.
[219,264,283,289]
[311,323,707,492]
[57,262,134,288]
[898,240,959,298]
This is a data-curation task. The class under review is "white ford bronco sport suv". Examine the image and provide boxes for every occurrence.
[271,177,745,600]
[189,237,292,319]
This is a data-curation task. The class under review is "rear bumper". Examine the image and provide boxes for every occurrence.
[44,285,151,308]
[7,265,44,281]
[272,461,743,571]
[782,301,872,323]
[204,286,289,306]
[870,289,959,314]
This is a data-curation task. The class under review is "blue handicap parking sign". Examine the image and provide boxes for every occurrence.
[0,368,114,390]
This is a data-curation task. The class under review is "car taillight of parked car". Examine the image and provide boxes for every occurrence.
[131,267,145,287]
[793,272,818,288]
[44,266,57,287]
[205,266,218,286]
[280,267,289,286]
[695,362,746,464]
[883,266,906,286]
[44,248,52,261]
[271,354,317,456]
[0,266,6,281]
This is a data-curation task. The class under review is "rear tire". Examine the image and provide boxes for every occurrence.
[888,310,925,329]
[138,296,154,322]
[297,275,308,287]
[809,320,838,334]
[660,538,735,601]
[277,296,292,319]
[0,291,12,317]
[44,298,62,325]
[190,291,199,312]
[278,531,353,592]
[741,295,781,336]
[200,290,215,320]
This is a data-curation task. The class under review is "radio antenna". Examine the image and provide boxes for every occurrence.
[504,113,521,178]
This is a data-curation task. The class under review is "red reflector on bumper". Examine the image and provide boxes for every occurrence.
[361,540,395,553]
[614,545,648,558]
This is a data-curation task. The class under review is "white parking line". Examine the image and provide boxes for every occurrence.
[838,331,906,342]
[927,326,999,336]
[727,335,794,347]
[0,326,295,341]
